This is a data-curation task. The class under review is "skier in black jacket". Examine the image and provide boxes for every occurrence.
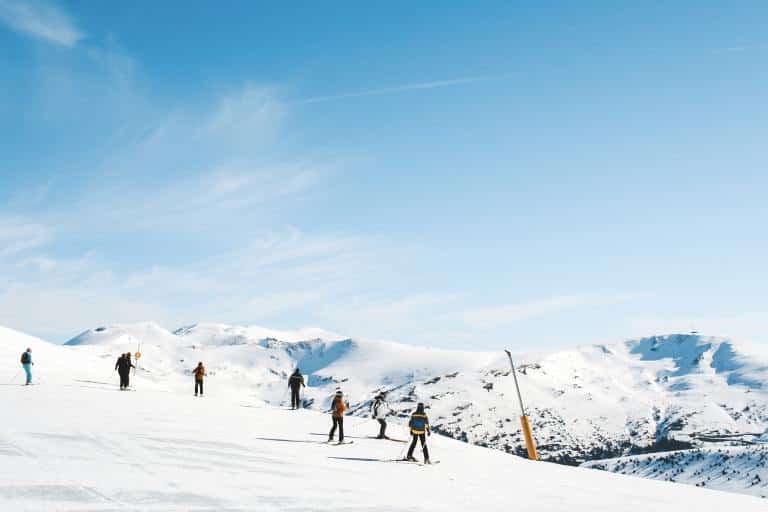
[405,402,431,463]
[288,368,306,410]
[115,353,135,390]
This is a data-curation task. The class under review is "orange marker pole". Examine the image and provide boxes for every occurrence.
[505,350,540,461]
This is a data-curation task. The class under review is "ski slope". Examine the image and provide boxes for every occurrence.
[1,327,765,511]
[2,323,768,505]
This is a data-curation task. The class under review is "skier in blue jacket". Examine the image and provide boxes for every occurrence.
[20,348,33,385]
[405,402,431,463]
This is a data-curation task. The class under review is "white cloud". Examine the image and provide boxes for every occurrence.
[0,0,83,47]
[461,294,636,329]
[0,226,381,340]
[298,76,488,105]
[0,218,49,257]
[204,84,284,140]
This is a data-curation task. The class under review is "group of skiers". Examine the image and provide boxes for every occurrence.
[17,353,432,463]
[291,368,432,463]
[116,355,206,395]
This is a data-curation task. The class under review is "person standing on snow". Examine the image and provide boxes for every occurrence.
[115,353,135,390]
[370,391,391,439]
[405,402,431,463]
[328,390,349,443]
[20,348,33,385]
[193,362,206,396]
[288,368,306,410]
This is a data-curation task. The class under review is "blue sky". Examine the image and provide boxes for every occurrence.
[1,1,767,349]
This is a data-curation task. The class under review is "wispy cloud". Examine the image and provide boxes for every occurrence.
[0,227,380,339]
[0,0,83,47]
[297,76,488,105]
[0,218,49,258]
[461,294,636,329]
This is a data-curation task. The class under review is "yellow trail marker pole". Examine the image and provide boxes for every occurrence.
[134,340,142,376]
[505,349,540,461]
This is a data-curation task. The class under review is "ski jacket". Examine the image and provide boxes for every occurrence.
[194,365,206,380]
[409,413,430,435]
[288,373,305,389]
[116,358,134,374]
[371,397,390,419]
[21,352,32,365]
[331,396,349,418]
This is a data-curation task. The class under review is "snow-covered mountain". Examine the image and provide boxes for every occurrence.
[584,445,768,497]
[5,323,768,499]
[2,324,766,511]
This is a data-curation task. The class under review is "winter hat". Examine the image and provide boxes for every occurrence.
[335,390,343,396]
[26,348,32,352]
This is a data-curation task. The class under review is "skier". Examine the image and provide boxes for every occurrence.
[328,389,349,443]
[20,348,33,385]
[288,368,305,409]
[115,353,135,390]
[370,391,391,439]
[405,402,431,463]
[115,353,125,389]
[193,362,206,396]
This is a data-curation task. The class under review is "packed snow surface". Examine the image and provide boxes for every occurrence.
[2,323,767,507]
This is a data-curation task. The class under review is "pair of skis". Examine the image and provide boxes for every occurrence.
[387,458,440,466]
[366,436,407,443]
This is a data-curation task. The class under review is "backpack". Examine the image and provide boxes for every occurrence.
[21,352,30,364]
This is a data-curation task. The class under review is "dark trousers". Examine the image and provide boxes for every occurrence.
[407,434,429,461]
[119,371,129,389]
[377,419,387,438]
[329,416,344,442]
[290,387,301,409]
[195,379,203,395]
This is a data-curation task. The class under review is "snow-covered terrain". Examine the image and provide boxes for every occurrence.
[584,446,768,498]
[2,323,767,506]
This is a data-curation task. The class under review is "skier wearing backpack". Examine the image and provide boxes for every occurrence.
[193,362,206,396]
[288,368,305,410]
[370,391,391,439]
[20,348,33,385]
[405,402,431,463]
[328,390,349,443]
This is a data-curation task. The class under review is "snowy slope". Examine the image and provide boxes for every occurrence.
[1,326,766,511]
[5,324,768,499]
